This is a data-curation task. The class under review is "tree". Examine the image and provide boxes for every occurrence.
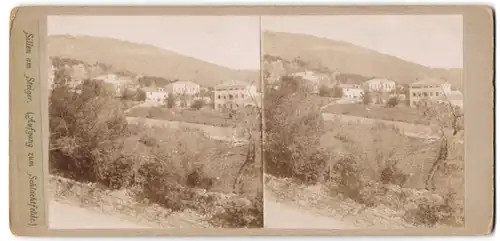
[135,88,146,101]
[319,85,332,97]
[264,75,327,184]
[120,88,136,101]
[166,93,175,109]
[333,85,344,98]
[191,99,205,110]
[49,75,131,188]
[416,93,464,190]
[361,91,372,105]
[386,96,399,108]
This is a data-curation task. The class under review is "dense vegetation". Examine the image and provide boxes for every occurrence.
[49,67,263,228]
[263,74,464,227]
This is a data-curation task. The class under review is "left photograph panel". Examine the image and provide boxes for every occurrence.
[46,15,263,229]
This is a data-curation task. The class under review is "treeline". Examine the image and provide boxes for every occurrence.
[263,54,330,75]
[137,75,176,87]
[51,56,113,72]
[50,56,176,88]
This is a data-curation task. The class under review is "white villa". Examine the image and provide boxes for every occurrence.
[142,87,168,106]
[363,78,397,92]
[339,84,364,102]
[214,80,260,112]
[409,77,452,107]
[165,80,200,96]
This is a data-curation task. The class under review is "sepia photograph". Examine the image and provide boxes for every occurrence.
[262,15,465,229]
[46,15,263,229]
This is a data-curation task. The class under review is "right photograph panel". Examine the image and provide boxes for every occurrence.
[261,15,464,229]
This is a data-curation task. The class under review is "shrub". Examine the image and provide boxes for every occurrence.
[402,189,463,227]
[328,156,376,207]
[139,135,158,147]
[133,161,193,212]
[95,152,137,190]
[293,150,328,184]
[209,192,263,228]
[186,167,219,189]
[379,161,410,186]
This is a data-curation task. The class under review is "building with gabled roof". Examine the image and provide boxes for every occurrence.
[142,86,168,106]
[214,80,260,112]
[409,77,452,107]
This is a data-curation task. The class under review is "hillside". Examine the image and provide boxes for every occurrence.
[262,31,463,90]
[48,35,260,87]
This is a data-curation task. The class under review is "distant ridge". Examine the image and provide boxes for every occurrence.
[262,31,463,90]
[47,34,260,88]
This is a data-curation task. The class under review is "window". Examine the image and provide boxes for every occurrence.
[430,92,433,96]
[236,104,239,108]
[229,94,233,100]
[224,96,226,99]
[413,93,416,97]
[241,94,244,98]
[423,92,428,97]
[436,92,440,96]
[418,92,422,97]
[218,95,221,99]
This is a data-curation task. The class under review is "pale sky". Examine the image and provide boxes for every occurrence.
[48,15,463,70]
[47,16,261,70]
[262,15,463,69]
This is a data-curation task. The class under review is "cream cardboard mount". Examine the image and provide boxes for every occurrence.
[8,5,495,237]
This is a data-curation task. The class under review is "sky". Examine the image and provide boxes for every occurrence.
[48,15,463,70]
[262,15,463,69]
[47,16,261,70]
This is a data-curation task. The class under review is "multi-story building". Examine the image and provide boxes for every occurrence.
[363,78,397,93]
[165,80,200,96]
[142,87,168,106]
[409,77,452,107]
[340,84,365,102]
[214,80,260,112]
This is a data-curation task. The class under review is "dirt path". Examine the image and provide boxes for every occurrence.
[264,190,359,229]
[49,200,154,229]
